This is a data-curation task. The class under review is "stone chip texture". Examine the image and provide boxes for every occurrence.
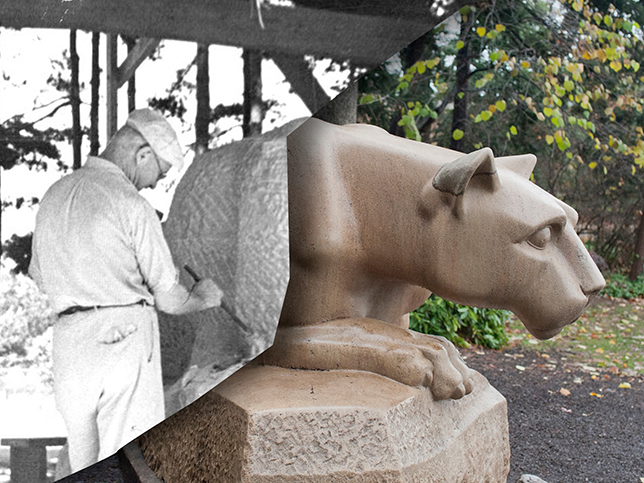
[141,366,510,482]
[158,120,303,386]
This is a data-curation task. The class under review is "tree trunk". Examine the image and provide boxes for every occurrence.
[195,43,211,153]
[70,30,82,169]
[89,32,100,156]
[387,33,429,137]
[450,18,470,152]
[242,49,263,138]
[629,208,644,280]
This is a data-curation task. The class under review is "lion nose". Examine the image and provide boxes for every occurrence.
[582,284,603,298]
[577,243,605,298]
[581,256,606,298]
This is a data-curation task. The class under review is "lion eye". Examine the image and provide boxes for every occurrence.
[527,226,552,249]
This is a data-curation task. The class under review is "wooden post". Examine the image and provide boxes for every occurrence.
[2,437,67,483]
[124,36,137,112]
[195,43,210,153]
[89,32,100,156]
[242,49,263,138]
[106,33,118,140]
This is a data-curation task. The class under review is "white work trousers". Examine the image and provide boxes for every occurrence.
[52,304,165,474]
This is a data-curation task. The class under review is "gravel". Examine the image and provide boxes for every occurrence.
[463,346,644,483]
[58,345,644,483]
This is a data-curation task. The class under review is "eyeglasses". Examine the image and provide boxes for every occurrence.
[152,151,169,180]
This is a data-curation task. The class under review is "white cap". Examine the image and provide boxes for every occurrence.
[126,109,184,172]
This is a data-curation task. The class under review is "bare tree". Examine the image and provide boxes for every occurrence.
[70,30,82,169]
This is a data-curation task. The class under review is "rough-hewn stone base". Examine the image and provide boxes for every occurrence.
[140,366,510,483]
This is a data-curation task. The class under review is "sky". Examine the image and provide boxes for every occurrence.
[0,27,351,244]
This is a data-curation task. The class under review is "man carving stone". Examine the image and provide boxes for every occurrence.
[29,109,223,474]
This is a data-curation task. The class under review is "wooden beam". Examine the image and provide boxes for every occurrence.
[0,0,452,68]
[117,38,161,88]
[270,53,330,115]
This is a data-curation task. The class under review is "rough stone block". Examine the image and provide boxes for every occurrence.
[158,120,303,387]
[140,366,510,482]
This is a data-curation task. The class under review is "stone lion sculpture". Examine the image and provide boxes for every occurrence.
[258,117,606,400]
[139,118,606,482]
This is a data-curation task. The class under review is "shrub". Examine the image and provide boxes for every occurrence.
[601,273,644,300]
[0,264,55,360]
[410,294,510,349]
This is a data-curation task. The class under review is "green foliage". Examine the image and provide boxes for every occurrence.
[602,273,644,299]
[1,233,33,275]
[0,266,55,360]
[0,116,64,171]
[410,294,511,349]
[358,0,644,271]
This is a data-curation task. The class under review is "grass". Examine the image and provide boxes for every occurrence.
[507,297,644,376]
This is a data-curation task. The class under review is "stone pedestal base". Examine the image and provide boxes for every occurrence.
[140,366,510,483]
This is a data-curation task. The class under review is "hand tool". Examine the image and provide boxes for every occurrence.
[184,264,253,335]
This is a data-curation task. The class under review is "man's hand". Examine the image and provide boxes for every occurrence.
[154,279,223,315]
[192,278,223,309]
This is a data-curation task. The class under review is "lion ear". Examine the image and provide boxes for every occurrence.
[495,154,537,179]
[420,148,498,219]
[431,147,498,196]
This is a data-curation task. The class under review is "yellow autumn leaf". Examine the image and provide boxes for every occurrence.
[495,24,506,32]
[477,27,487,37]
[452,129,464,141]
[595,347,604,353]
[618,382,631,389]
[546,135,554,145]
[590,392,604,398]
[456,40,465,50]
[510,125,518,135]
[495,100,507,112]
[589,162,598,169]
[521,61,530,68]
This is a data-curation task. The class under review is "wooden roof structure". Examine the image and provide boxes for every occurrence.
[1,0,471,135]
[1,0,468,67]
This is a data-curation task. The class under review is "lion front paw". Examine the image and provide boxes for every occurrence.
[405,333,475,400]
[260,320,476,401]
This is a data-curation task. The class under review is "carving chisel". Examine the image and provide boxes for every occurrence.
[183,264,253,335]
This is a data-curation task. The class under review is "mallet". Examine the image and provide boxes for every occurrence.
[183,264,253,335]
